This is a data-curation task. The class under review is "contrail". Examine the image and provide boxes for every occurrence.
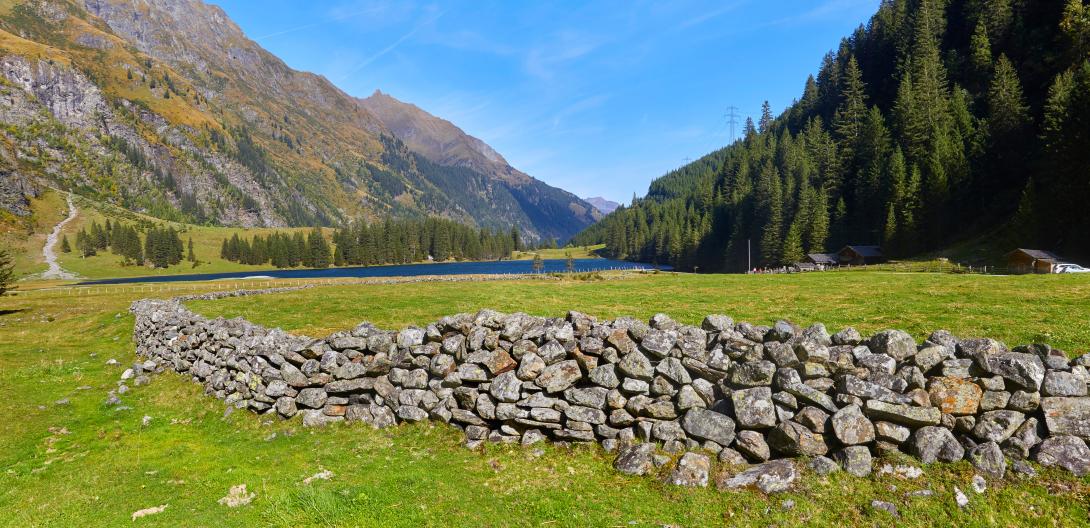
[253,7,375,41]
[337,9,446,81]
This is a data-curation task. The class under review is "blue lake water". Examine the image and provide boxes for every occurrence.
[76,258,664,285]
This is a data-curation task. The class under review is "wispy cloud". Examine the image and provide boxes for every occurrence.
[337,8,446,81]
[550,93,610,129]
[524,31,607,80]
[674,1,747,30]
[252,6,380,41]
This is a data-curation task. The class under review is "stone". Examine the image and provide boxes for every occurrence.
[490,371,522,403]
[968,441,1006,479]
[516,353,546,381]
[767,320,797,342]
[564,405,606,425]
[536,360,581,393]
[985,353,1045,391]
[795,406,830,433]
[668,452,710,487]
[280,363,309,388]
[1039,397,1090,440]
[296,388,327,409]
[397,405,428,422]
[676,385,706,410]
[915,345,951,373]
[716,459,797,494]
[617,351,653,381]
[955,486,970,508]
[588,364,620,388]
[972,410,1026,442]
[652,420,687,442]
[641,329,676,358]
[301,409,344,427]
[768,420,828,457]
[834,445,873,477]
[731,386,777,429]
[765,342,800,368]
[735,430,771,461]
[927,377,982,415]
[680,408,736,446]
[832,327,862,346]
[702,314,734,332]
[870,330,917,361]
[1042,371,1088,397]
[782,380,838,413]
[1008,390,1041,412]
[837,374,912,404]
[565,386,609,409]
[728,360,777,387]
[871,500,899,518]
[275,396,297,417]
[863,400,941,427]
[613,442,657,476]
[874,421,911,444]
[1034,436,1090,476]
[717,448,747,465]
[831,404,876,445]
[909,426,965,463]
[810,456,840,476]
[656,357,691,385]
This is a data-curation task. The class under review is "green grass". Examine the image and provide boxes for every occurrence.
[191,271,1090,354]
[511,244,605,261]
[1,272,1089,527]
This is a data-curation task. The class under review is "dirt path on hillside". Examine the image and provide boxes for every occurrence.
[42,193,78,280]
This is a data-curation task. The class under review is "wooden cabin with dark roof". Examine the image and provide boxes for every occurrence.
[837,246,884,265]
[1006,248,1062,274]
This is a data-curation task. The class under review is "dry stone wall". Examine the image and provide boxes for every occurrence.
[129,294,1090,491]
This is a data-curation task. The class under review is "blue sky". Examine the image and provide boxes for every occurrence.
[213,0,880,204]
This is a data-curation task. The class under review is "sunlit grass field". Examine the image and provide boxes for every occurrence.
[2,271,1089,527]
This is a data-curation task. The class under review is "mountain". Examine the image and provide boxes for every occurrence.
[574,0,1090,270]
[358,90,600,240]
[0,0,597,242]
[584,197,620,215]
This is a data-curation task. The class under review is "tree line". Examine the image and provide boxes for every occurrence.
[64,219,195,268]
[574,0,1090,270]
[219,218,523,269]
[220,228,332,269]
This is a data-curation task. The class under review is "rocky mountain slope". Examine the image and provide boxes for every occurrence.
[584,196,620,215]
[0,0,598,241]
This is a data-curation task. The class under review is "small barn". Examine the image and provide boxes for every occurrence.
[807,253,839,268]
[837,245,884,265]
[1006,249,1062,274]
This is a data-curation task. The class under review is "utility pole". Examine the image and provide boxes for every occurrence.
[747,238,751,273]
[726,105,740,142]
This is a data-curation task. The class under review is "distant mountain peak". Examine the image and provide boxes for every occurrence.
[585,196,620,215]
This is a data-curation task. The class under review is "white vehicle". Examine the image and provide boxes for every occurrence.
[1054,263,1090,274]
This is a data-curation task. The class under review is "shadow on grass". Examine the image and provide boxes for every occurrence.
[0,309,28,316]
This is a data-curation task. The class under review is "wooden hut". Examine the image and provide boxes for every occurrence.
[837,246,884,265]
[1006,249,1061,274]
[806,253,839,268]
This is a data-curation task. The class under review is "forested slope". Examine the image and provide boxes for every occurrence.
[574,0,1090,271]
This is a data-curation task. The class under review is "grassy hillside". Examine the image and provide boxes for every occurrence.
[1,271,1088,526]
[510,244,605,261]
[53,192,336,279]
[0,190,67,277]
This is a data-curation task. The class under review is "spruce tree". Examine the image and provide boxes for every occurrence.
[532,253,544,273]
[781,219,805,265]
[60,235,71,253]
[186,237,196,263]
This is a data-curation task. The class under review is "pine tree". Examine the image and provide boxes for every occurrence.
[757,162,783,266]
[532,253,544,273]
[781,219,805,264]
[987,54,1030,140]
[565,252,575,273]
[759,101,774,133]
[306,228,332,268]
[60,235,71,253]
[969,22,993,89]
[883,206,898,251]
[186,237,196,263]
[807,187,830,253]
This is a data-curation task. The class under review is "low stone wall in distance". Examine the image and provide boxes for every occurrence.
[129,294,1090,491]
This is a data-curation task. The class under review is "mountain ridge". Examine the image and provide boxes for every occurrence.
[0,0,598,242]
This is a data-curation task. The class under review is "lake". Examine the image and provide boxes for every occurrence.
[76,258,663,285]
